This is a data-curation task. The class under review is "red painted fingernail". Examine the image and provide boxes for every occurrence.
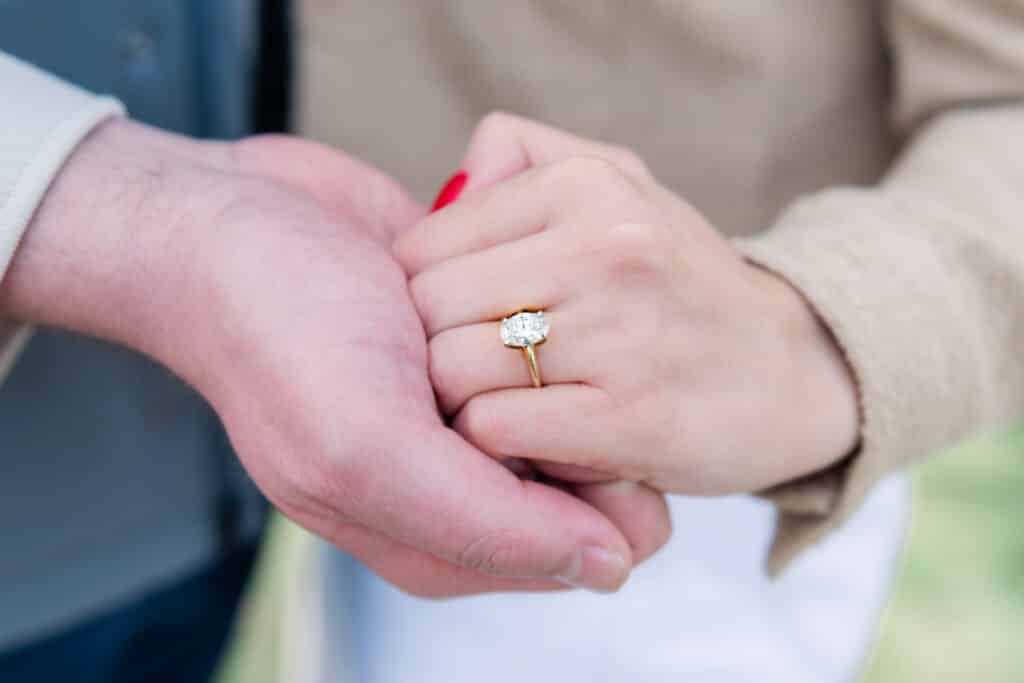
[430,171,468,212]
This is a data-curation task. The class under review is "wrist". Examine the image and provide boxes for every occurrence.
[750,262,862,475]
[0,118,235,374]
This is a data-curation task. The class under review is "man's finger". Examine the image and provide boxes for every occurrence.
[292,514,569,598]
[342,421,634,593]
[573,481,672,566]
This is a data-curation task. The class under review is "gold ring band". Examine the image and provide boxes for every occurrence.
[522,344,543,388]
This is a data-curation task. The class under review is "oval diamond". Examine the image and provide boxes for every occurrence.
[500,311,549,347]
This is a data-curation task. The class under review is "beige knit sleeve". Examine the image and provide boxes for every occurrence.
[737,0,1024,574]
[0,52,124,383]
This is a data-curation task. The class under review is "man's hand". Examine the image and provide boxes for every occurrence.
[0,119,672,595]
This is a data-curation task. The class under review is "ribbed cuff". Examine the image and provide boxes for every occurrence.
[735,187,982,574]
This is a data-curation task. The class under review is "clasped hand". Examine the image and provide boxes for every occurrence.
[4,114,858,600]
[397,114,860,500]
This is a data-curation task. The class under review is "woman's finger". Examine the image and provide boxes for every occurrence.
[395,163,559,276]
[397,113,652,275]
[409,228,573,337]
[429,309,596,415]
[395,153,648,277]
[454,384,623,471]
[461,112,653,191]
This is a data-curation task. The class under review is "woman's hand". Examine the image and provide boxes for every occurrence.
[396,114,861,496]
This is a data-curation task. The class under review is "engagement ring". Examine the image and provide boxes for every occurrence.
[500,310,549,388]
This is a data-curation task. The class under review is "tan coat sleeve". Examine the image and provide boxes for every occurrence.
[737,0,1024,574]
[0,52,124,383]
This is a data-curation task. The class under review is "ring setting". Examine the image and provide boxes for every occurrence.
[500,310,549,388]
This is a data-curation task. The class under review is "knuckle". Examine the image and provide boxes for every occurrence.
[596,222,675,277]
[547,155,634,197]
[607,220,674,249]
[605,144,652,179]
[479,110,517,129]
[456,530,518,573]
[474,111,521,141]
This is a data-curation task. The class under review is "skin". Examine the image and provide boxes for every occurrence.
[0,118,673,596]
[395,114,861,496]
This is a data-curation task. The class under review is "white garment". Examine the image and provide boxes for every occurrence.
[0,53,123,384]
[297,475,909,683]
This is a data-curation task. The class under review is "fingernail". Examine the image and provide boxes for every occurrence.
[430,171,468,212]
[555,545,629,593]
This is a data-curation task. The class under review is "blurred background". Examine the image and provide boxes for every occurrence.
[215,423,1024,683]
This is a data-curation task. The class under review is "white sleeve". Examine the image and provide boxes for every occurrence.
[0,51,125,382]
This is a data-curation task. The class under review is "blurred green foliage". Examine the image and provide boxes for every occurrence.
[862,424,1024,683]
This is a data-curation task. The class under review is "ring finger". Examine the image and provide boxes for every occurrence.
[410,228,577,337]
[429,307,597,415]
